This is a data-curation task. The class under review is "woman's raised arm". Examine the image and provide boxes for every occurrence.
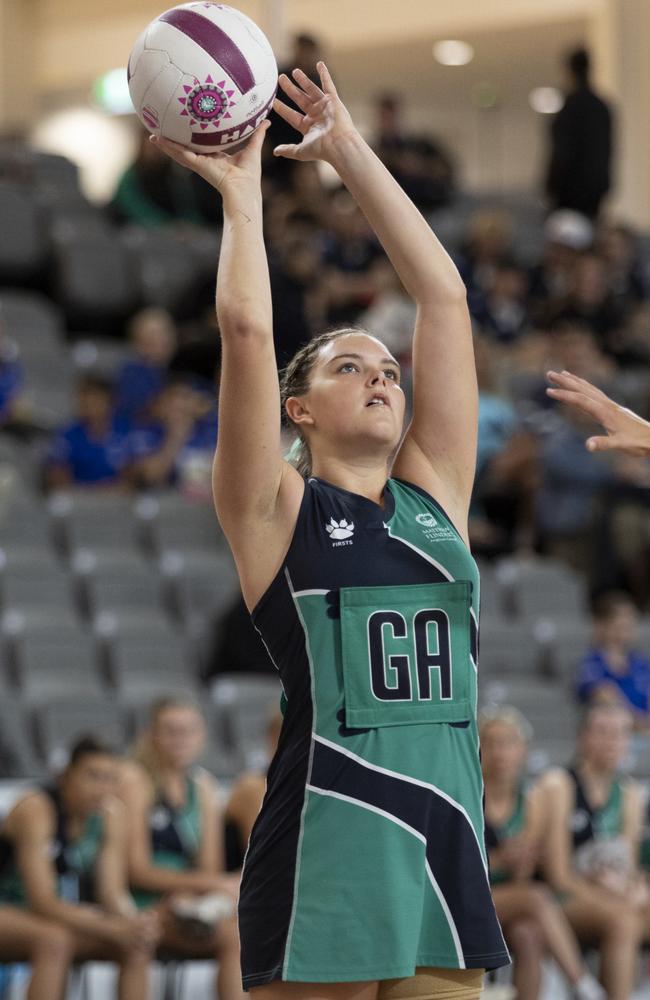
[152,128,303,605]
[274,64,476,534]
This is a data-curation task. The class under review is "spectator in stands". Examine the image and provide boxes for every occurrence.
[266,34,323,189]
[471,337,538,554]
[0,736,158,1000]
[121,697,243,1000]
[537,704,644,1000]
[111,131,204,228]
[458,210,514,306]
[536,400,650,582]
[546,47,613,219]
[320,190,385,327]
[597,222,649,308]
[481,708,605,1000]
[527,210,594,320]
[471,261,530,344]
[543,252,627,351]
[44,373,131,492]
[125,376,217,498]
[372,93,454,210]
[224,711,282,871]
[0,322,27,429]
[576,591,650,727]
[115,307,176,423]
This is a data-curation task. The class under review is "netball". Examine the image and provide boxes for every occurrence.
[127,3,277,151]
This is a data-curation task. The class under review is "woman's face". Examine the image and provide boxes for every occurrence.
[152,706,205,770]
[578,708,631,773]
[289,333,406,462]
[480,720,527,784]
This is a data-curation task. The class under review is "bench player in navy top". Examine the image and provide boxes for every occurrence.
[154,61,508,1000]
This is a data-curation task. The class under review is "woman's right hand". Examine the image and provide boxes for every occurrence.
[273,61,359,165]
[151,118,270,195]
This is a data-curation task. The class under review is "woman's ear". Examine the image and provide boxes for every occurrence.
[285,396,314,428]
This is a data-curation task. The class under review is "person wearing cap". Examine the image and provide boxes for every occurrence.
[546,47,613,219]
[527,210,594,322]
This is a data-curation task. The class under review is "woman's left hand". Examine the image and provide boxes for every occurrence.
[273,61,358,164]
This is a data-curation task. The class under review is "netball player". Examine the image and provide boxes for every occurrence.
[547,369,650,455]
[153,62,509,1000]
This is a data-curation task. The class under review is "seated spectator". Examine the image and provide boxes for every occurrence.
[0,323,27,429]
[576,591,650,727]
[120,697,242,1000]
[471,261,530,343]
[320,190,384,326]
[527,210,593,321]
[115,307,176,423]
[543,251,627,351]
[125,377,217,497]
[458,210,514,305]
[0,736,157,1000]
[537,401,650,583]
[224,711,282,871]
[597,222,649,308]
[471,338,538,555]
[44,373,131,492]
[481,708,604,1000]
[537,704,645,1000]
[372,93,454,210]
[110,131,204,228]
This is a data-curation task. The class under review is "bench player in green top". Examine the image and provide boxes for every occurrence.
[0,736,158,1000]
[538,704,645,1000]
[153,61,509,1000]
[481,708,604,1000]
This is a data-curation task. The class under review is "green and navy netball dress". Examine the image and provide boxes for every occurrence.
[239,477,509,988]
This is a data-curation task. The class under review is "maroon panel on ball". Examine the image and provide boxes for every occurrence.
[159,8,255,94]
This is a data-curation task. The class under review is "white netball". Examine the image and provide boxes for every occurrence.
[128,3,278,152]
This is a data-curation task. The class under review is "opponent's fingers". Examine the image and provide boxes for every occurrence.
[586,435,616,453]
[546,387,606,422]
[317,61,339,98]
[273,97,305,132]
[292,67,324,101]
[278,73,310,112]
[547,369,609,403]
[272,142,304,160]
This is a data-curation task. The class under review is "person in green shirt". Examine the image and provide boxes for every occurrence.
[538,703,645,1000]
[0,736,158,1000]
[120,696,241,1000]
[481,707,604,1000]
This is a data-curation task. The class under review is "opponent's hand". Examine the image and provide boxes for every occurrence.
[547,370,650,457]
[150,118,270,194]
[273,61,357,164]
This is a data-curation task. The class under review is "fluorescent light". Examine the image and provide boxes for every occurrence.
[529,87,564,114]
[433,40,474,67]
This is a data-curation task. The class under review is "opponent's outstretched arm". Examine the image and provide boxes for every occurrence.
[547,370,650,457]
[274,64,476,527]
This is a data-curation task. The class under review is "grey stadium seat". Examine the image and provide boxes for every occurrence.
[49,492,142,554]
[0,696,44,778]
[0,185,47,285]
[35,698,128,769]
[55,231,138,333]
[110,633,194,690]
[122,227,201,314]
[0,288,64,346]
[18,632,106,704]
[144,493,225,554]
[85,573,165,618]
[506,558,589,621]
[211,674,282,769]
[166,550,239,627]
[478,621,541,676]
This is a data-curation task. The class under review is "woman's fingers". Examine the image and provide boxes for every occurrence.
[151,135,201,169]
[586,435,617,453]
[547,369,608,402]
[317,61,339,98]
[272,97,305,132]
[272,142,303,160]
[278,73,311,112]
[546,386,606,423]
[292,67,324,101]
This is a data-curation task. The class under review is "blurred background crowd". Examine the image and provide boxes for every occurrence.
[2,0,650,996]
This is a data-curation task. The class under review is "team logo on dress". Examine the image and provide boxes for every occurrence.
[415,512,436,527]
[325,517,354,545]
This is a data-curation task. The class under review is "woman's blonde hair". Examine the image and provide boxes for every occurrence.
[132,695,203,785]
[478,704,533,743]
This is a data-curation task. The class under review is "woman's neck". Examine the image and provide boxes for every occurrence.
[310,455,390,506]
